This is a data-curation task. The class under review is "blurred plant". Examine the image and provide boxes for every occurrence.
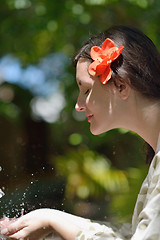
[110,166,148,222]
[52,143,148,221]
[53,147,129,200]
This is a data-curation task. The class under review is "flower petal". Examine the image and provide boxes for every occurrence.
[90,46,102,60]
[102,38,115,53]
[109,46,124,61]
[88,61,100,76]
[88,38,124,84]
[116,46,124,56]
[96,60,110,75]
[100,66,112,84]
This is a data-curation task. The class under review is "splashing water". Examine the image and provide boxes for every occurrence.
[0,189,5,199]
[0,183,18,240]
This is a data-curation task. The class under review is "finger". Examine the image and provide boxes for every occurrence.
[9,228,28,240]
[0,217,12,229]
[1,219,24,236]
[9,228,48,240]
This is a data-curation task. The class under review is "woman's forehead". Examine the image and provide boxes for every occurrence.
[77,58,90,71]
[76,59,91,85]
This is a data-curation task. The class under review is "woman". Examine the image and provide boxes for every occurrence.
[1,25,160,240]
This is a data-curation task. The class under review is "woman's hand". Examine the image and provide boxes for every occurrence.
[0,209,54,240]
[0,208,89,240]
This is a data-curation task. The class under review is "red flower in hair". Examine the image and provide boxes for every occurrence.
[88,38,124,84]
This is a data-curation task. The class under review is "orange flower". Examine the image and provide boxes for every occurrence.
[88,38,124,84]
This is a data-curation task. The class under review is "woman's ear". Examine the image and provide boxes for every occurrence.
[115,78,131,100]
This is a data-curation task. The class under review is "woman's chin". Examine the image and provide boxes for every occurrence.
[90,126,109,135]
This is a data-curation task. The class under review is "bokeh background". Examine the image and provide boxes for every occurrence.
[0,0,159,227]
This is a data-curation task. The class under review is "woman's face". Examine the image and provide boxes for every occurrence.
[75,58,121,135]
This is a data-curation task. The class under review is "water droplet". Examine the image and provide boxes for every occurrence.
[0,189,5,198]
[21,209,24,216]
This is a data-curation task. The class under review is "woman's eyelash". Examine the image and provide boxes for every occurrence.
[85,89,90,95]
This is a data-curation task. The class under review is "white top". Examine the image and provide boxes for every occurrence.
[76,135,160,240]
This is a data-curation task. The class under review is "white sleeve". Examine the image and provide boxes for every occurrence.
[75,198,160,240]
[131,155,160,240]
[75,221,131,240]
[75,211,160,240]
[131,195,160,239]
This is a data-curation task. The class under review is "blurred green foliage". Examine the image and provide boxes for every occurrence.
[54,147,129,200]
[0,0,159,222]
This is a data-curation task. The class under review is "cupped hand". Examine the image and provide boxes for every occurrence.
[0,209,54,240]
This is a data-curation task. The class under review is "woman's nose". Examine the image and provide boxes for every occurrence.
[75,103,85,112]
[75,98,86,112]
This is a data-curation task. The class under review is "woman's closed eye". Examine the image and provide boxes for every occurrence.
[85,89,90,95]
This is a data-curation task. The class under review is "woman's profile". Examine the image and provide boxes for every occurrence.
[1,25,160,240]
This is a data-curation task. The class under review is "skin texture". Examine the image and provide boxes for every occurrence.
[1,58,160,240]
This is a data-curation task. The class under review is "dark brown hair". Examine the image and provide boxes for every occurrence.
[73,25,160,163]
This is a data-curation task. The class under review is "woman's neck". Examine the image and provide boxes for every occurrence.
[137,106,160,151]
[120,92,160,152]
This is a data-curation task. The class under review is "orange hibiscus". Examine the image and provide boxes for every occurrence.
[88,38,124,84]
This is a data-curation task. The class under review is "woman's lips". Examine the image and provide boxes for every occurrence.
[87,114,93,122]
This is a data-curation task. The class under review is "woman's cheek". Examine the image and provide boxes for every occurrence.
[87,93,95,108]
